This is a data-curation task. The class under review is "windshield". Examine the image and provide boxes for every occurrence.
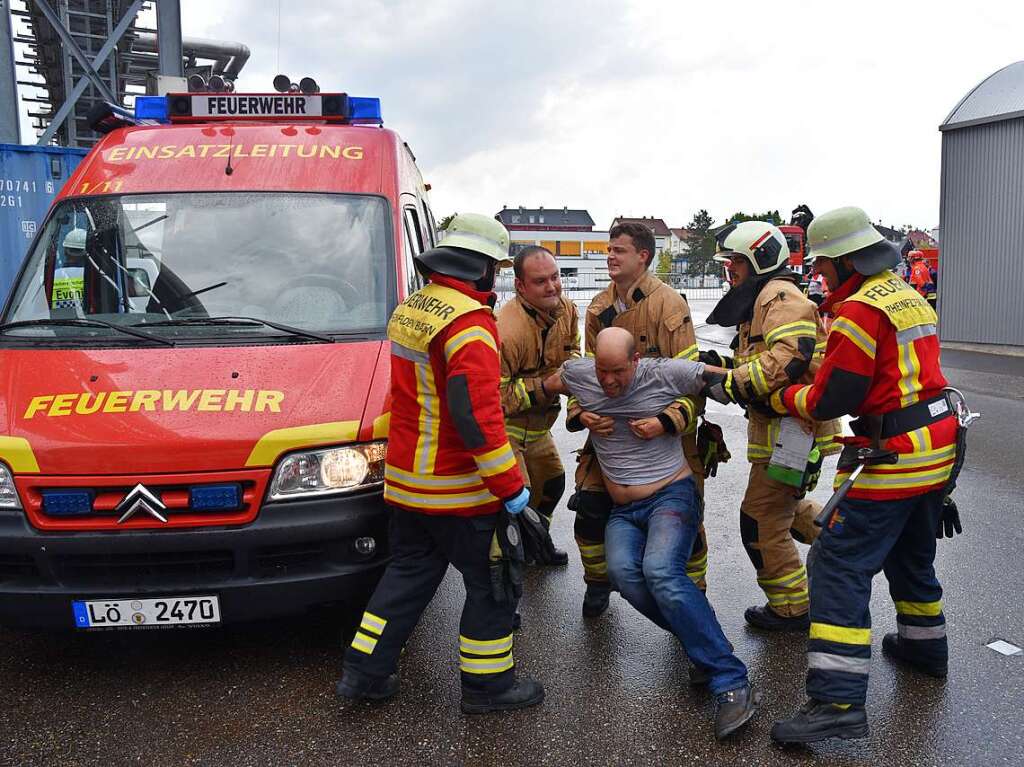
[3,192,394,343]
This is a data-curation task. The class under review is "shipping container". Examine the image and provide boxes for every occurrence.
[0,144,88,300]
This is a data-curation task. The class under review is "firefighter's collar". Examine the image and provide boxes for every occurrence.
[613,271,662,309]
[516,294,563,327]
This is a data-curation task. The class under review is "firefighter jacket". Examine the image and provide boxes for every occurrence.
[497,294,580,443]
[728,278,842,463]
[909,260,932,298]
[567,271,705,478]
[771,270,956,501]
[383,275,525,516]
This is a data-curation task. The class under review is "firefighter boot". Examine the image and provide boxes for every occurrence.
[460,674,545,714]
[714,684,761,740]
[770,699,869,743]
[744,604,810,632]
[335,671,400,702]
[582,583,611,618]
[882,632,948,678]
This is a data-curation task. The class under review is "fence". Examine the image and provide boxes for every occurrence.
[493,270,726,308]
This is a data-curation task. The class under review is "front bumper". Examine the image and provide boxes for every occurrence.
[0,490,389,629]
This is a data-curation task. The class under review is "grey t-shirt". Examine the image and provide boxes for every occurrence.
[561,357,705,485]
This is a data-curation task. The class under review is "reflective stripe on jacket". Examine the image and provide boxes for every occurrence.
[497,294,580,443]
[384,276,525,516]
[729,278,841,463]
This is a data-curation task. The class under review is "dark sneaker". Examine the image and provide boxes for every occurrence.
[744,604,810,632]
[335,672,399,702]
[714,684,761,740]
[882,632,947,678]
[461,675,545,714]
[582,583,611,618]
[547,547,569,566]
[770,699,869,743]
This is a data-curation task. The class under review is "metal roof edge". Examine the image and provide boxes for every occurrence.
[939,60,1024,131]
[0,143,89,156]
[940,108,1024,132]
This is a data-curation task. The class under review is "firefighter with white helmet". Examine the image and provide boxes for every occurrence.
[701,221,840,631]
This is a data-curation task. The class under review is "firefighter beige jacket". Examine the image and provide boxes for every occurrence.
[497,294,580,443]
[729,277,841,463]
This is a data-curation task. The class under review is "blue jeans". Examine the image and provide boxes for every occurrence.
[606,476,749,695]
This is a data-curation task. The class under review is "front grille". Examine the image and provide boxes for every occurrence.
[53,550,234,587]
[18,470,269,532]
[0,554,39,581]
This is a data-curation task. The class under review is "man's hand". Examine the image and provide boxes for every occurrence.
[541,371,568,397]
[628,417,665,440]
[580,411,615,436]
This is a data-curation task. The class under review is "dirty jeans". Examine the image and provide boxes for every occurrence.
[605,476,749,695]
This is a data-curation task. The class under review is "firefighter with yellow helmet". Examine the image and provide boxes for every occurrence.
[701,221,841,631]
[336,213,544,714]
[764,207,965,743]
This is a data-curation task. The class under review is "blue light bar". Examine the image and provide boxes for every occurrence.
[134,96,169,122]
[348,97,382,124]
[190,483,241,511]
[42,490,94,516]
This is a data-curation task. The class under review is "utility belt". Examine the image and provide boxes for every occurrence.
[849,393,953,445]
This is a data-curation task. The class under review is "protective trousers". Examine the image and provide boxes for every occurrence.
[806,489,947,704]
[739,463,821,617]
[572,447,709,590]
[510,432,565,521]
[342,507,517,694]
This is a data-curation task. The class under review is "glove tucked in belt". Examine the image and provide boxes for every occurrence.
[489,509,525,604]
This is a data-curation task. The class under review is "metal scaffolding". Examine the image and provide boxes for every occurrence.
[8,0,249,148]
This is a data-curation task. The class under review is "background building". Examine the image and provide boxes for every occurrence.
[939,60,1024,349]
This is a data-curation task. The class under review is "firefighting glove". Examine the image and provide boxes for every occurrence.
[518,506,560,565]
[698,349,734,369]
[489,509,525,604]
[696,419,731,478]
[936,495,963,539]
[799,446,823,495]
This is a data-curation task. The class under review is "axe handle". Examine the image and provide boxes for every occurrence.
[814,464,865,527]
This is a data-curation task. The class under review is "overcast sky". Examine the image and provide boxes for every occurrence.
[92,2,1024,230]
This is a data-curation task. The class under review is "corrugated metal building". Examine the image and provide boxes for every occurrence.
[939,61,1024,348]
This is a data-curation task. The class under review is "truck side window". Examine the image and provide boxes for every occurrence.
[402,207,424,295]
[423,205,438,248]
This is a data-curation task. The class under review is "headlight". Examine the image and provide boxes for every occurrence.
[0,463,22,509]
[268,441,386,501]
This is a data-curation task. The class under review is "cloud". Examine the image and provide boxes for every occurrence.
[179,0,1024,230]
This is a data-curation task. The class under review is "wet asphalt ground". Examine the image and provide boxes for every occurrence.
[1,299,1022,766]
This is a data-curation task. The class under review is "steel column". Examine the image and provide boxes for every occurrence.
[156,0,182,77]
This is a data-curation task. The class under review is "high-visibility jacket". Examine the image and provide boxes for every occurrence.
[909,260,932,298]
[728,277,842,463]
[383,275,525,516]
[567,271,705,482]
[496,294,580,443]
[771,270,956,500]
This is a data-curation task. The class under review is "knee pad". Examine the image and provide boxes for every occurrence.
[740,511,764,569]
[574,513,607,543]
[537,473,566,517]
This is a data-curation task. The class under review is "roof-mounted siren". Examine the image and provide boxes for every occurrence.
[273,74,320,95]
[186,73,236,93]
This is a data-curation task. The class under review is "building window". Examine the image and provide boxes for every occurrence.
[511,215,520,224]
[529,215,535,224]
[539,215,545,224]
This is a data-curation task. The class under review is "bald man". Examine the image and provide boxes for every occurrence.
[543,328,759,741]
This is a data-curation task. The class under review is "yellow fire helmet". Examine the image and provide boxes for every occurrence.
[417,212,512,281]
[806,206,899,275]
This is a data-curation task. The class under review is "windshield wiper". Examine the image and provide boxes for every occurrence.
[133,315,335,343]
[0,318,174,346]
